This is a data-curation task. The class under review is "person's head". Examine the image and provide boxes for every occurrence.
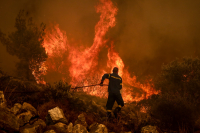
[112,67,118,74]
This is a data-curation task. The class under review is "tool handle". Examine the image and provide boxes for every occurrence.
[71,84,108,89]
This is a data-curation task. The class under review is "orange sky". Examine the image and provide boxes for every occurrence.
[0,0,200,80]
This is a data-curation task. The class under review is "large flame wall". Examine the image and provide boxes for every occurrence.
[33,0,159,103]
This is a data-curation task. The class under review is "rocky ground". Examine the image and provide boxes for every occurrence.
[0,73,182,133]
[0,91,162,133]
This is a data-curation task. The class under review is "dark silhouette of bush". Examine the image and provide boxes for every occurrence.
[150,93,197,132]
[0,10,47,81]
[155,57,200,102]
[0,72,71,107]
[137,57,200,132]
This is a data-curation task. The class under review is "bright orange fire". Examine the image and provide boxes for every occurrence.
[33,0,159,103]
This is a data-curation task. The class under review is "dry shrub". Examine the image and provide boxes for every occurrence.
[137,93,198,132]
[0,77,43,107]
[40,81,71,103]
[37,100,58,120]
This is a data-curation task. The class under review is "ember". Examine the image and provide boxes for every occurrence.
[32,0,159,103]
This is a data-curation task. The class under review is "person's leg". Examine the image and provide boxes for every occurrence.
[114,93,124,118]
[106,92,115,119]
[116,93,124,107]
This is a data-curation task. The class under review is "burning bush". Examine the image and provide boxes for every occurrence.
[137,57,200,132]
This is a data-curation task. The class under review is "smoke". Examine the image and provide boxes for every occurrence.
[0,0,200,80]
[108,0,200,79]
[0,0,99,76]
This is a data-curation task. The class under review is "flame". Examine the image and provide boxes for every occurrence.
[32,0,159,103]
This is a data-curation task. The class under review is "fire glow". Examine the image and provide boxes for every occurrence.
[33,0,159,103]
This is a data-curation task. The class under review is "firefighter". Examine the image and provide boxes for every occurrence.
[100,67,124,119]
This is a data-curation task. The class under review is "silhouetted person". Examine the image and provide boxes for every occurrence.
[100,67,124,119]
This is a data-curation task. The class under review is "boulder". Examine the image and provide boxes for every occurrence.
[67,123,73,133]
[52,122,68,133]
[48,106,65,121]
[46,107,68,125]
[89,122,108,133]
[0,107,19,132]
[46,122,74,133]
[56,118,68,125]
[17,111,34,126]
[44,130,56,133]
[0,91,6,107]
[22,102,37,116]
[73,124,88,133]
[141,125,159,133]
[17,102,37,126]
[19,124,38,133]
[33,119,46,130]
[46,116,68,126]
[10,103,22,115]
[19,119,46,133]
[74,113,88,127]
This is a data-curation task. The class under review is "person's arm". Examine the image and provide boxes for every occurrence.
[119,78,122,93]
[120,78,122,90]
[100,73,110,85]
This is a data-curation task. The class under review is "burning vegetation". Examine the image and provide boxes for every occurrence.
[31,0,158,103]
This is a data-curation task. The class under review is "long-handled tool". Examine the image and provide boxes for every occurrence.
[71,84,108,89]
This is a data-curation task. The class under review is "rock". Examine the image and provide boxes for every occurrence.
[17,111,34,126]
[19,124,38,133]
[67,123,73,133]
[74,113,88,127]
[19,119,46,133]
[0,107,19,132]
[48,106,66,121]
[10,103,22,115]
[52,122,68,133]
[46,107,68,125]
[73,124,88,133]
[22,102,37,116]
[0,91,6,107]
[56,118,68,125]
[29,118,39,125]
[44,130,56,133]
[89,122,108,133]
[141,125,159,133]
[33,119,46,130]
